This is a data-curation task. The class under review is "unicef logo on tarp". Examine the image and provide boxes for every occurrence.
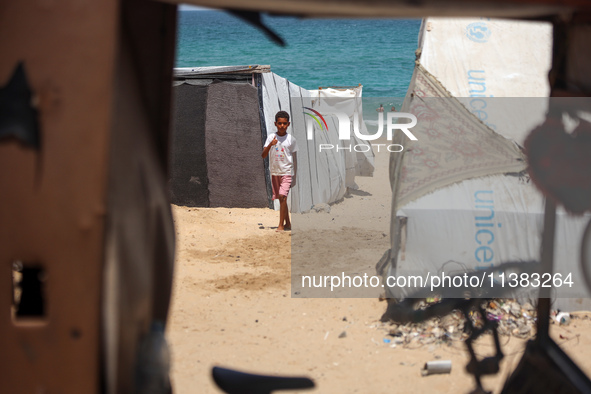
[466,22,491,43]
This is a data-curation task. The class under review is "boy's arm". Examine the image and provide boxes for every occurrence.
[261,144,272,159]
[262,135,277,158]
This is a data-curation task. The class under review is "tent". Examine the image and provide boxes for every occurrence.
[309,86,375,188]
[171,65,269,208]
[379,18,591,311]
[171,65,374,212]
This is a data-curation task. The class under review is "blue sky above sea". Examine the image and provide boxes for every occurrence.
[176,8,421,103]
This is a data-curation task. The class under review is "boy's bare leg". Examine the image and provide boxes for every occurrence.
[277,195,288,231]
[284,200,291,230]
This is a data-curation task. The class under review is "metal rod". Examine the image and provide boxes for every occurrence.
[537,198,556,343]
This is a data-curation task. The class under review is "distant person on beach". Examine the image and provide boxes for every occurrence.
[262,111,298,232]
[377,104,384,112]
[390,106,396,112]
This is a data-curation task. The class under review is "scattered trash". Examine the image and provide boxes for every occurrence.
[383,338,391,344]
[381,299,539,346]
[421,360,452,376]
[324,331,330,340]
[338,331,347,339]
[487,312,502,322]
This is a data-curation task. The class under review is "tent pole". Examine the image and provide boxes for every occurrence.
[536,198,556,343]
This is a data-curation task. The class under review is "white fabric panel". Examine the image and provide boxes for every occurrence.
[314,89,358,189]
[309,87,375,184]
[261,72,281,140]
[344,139,358,189]
[352,88,375,177]
[454,97,548,144]
[420,18,552,143]
[298,98,324,208]
[420,18,552,98]
[273,73,291,114]
[391,175,591,310]
[323,115,347,202]
[288,84,312,214]
[311,88,358,114]
[398,175,545,270]
[262,72,293,139]
[309,114,346,204]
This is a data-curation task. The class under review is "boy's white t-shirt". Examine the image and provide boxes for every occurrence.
[264,133,298,176]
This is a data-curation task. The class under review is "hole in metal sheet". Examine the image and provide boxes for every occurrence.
[12,261,47,320]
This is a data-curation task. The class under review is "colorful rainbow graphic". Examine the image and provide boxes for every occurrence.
[303,107,328,132]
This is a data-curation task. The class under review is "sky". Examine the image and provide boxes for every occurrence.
[178,4,215,11]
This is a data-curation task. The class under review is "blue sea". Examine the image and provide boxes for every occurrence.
[176,10,421,114]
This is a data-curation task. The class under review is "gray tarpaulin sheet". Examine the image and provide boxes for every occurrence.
[205,81,268,208]
[170,84,209,207]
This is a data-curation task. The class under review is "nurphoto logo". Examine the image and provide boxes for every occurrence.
[304,110,418,153]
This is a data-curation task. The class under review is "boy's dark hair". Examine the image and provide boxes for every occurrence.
[275,111,290,122]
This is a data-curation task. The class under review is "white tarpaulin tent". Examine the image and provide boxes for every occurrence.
[381,18,591,310]
[261,73,376,212]
[262,72,347,212]
[309,87,375,188]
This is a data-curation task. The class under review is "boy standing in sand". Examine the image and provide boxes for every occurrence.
[262,111,298,232]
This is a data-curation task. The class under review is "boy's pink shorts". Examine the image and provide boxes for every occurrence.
[271,175,292,199]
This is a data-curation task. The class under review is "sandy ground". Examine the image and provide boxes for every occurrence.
[167,148,591,394]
